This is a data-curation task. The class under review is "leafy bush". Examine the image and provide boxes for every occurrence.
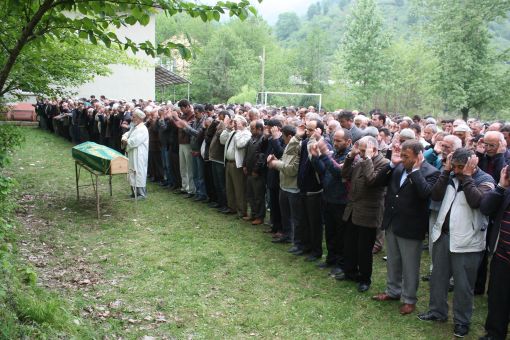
[0,125,92,338]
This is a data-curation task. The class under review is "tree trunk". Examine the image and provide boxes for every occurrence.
[461,107,469,121]
[0,0,55,96]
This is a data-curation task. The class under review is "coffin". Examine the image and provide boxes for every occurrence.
[72,142,128,175]
[7,103,36,121]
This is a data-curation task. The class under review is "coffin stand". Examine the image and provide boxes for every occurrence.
[71,142,128,218]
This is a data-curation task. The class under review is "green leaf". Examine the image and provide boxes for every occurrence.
[248,6,257,16]
[88,32,97,45]
[100,35,111,48]
[77,3,88,15]
[125,16,137,25]
[78,31,88,39]
[139,14,150,26]
[200,12,208,22]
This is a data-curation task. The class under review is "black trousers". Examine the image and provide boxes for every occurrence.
[343,219,377,284]
[279,189,298,242]
[323,202,346,265]
[211,162,226,208]
[295,193,323,257]
[475,249,489,294]
[170,150,181,189]
[269,187,282,233]
[246,175,266,219]
[204,161,217,203]
[484,255,510,340]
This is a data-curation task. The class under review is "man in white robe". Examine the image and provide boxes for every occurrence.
[122,109,149,199]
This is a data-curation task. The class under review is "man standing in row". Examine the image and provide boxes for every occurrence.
[372,140,440,315]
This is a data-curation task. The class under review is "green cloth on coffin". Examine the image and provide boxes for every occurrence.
[72,142,127,174]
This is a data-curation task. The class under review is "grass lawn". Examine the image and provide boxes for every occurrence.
[4,127,490,339]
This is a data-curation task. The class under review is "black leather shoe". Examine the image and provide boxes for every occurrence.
[418,311,447,322]
[329,266,344,276]
[316,261,332,269]
[219,207,235,214]
[271,237,291,244]
[287,246,301,253]
[292,249,305,256]
[184,193,194,199]
[454,324,469,338]
[304,255,321,262]
[209,202,220,208]
[335,271,357,281]
[358,282,370,292]
[478,335,496,340]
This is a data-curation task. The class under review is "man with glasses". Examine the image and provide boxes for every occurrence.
[473,130,510,297]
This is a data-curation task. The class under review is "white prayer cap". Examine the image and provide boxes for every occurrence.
[134,108,146,119]
[453,124,471,133]
[400,128,416,140]
[234,114,248,126]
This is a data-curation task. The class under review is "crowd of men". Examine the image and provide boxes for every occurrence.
[35,96,510,339]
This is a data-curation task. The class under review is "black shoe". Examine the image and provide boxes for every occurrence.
[421,275,431,282]
[417,311,447,322]
[209,202,220,208]
[304,255,321,262]
[271,237,291,244]
[287,246,301,253]
[454,324,469,338]
[193,196,206,202]
[292,249,305,256]
[329,266,344,276]
[478,334,496,340]
[159,181,169,187]
[449,283,454,292]
[220,208,235,214]
[335,271,357,281]
[335,272,347,281]
[316,261,333,269]
[358,282,370,292]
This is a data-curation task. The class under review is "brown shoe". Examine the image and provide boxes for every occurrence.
[242,216,253,221]
[399,303,416,315]
[372,293,400,301]
[272,232,283,239]
[251,218,263,225]
[372,244,382,254]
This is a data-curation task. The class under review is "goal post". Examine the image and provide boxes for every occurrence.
[257,91,322,112]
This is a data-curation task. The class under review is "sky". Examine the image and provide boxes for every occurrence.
[252,0,317,24]
[196,0,317,25]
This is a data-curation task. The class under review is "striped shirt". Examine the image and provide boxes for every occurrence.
[496,206,510,266]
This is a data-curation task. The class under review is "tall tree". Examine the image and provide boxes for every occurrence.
[275,12,301,41]
[0,0,259,97]
[416,0,510,119]
[337,0,390,107]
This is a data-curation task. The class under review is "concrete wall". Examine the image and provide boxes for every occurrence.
[70,15,156,100]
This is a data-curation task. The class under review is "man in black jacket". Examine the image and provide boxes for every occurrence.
[475,130,509,295]
[294,119,326,262]
[265,120,285,235]
[372,140,440,315]
[479,166,510,340]
[243,120,268,225]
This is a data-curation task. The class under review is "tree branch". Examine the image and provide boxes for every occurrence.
[0,0,57,94]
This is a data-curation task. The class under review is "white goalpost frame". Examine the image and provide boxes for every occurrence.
[257,91,322,112]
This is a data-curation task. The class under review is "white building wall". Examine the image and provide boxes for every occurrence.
[70,15,156,100]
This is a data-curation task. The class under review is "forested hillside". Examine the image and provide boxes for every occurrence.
[156,0,510,120]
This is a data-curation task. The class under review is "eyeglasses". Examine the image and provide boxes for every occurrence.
[484,142,497,148]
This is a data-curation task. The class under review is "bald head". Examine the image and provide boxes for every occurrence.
[484,131,505,156]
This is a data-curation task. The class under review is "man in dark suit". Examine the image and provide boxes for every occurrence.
[479,165,510,340]
[372,140,440,315]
